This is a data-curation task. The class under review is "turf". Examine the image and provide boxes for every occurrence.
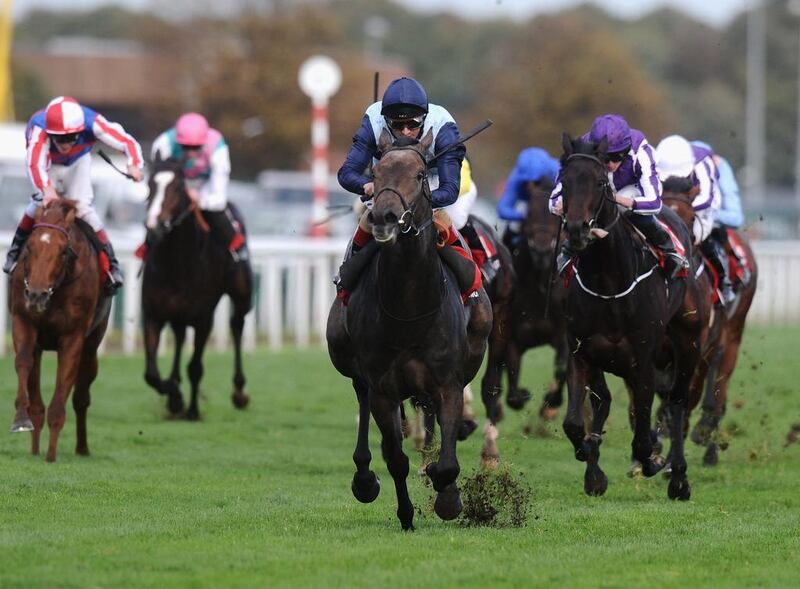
[1,326,798,588]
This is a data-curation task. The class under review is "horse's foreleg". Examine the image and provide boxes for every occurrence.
[186,318,212,421]
[563,353,589,461]
[666,329,699,501]
[371,394,414,531]
[143,316,182,412]
[11,317,37,435]
[28,348,44,454]
[351,378,380,504]
[168,321,186,392]
[583,370,611,496]
[541,336,569,420]
[45,334,84,462]
[72,350,98,456]
[426,385,463,521]
[230,295,250,409]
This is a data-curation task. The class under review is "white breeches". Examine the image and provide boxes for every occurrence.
[441,184,477,230]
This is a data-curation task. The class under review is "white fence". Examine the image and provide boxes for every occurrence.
[0,237,798,356]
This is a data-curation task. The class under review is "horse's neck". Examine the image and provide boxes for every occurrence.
[576,223,640,289]
[154,219,204,268]
[377,230,441,308]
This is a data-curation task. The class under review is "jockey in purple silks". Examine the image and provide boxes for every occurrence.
[656,134,735,304]
[550,113,689,278]
[4,96,145,289]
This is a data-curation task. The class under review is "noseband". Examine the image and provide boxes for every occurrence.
[564,153,621,235]
[372,146,434,236]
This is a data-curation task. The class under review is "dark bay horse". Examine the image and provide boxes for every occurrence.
[327,131,493,530]
[142,156,253,419]
[662,187,758,466]
[9,200,111,462]
[503,180,569,421]
[558,134,702,500]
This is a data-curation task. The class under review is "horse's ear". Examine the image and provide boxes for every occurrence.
[562,132,574,156]
[378,129,393,154]
[596,136,609,156]
[64,205,76,226]
[154,152,162,164]
[33,205,44,221]
[419,129,434,152]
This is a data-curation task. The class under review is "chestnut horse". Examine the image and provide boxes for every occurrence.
[142,156,253,419]
[662,188,758,466]
[9,200,111,462]
[558,134,702,500]
[327,131,493,530]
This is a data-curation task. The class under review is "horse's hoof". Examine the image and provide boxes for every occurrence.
[185,408,201,421]
[45,450,56,463]
[232,391,250,409]
[506,388,531,411]
[641,455,666,478]
[703,444,719,466]
[10,419,34,433]
[668,477,692,501]
[627,460,643,478]
[690,425,707,446]
[457,419,478,441]
[584,466,608,496]
[75,446,90,457]
[167,394,185,415]
[434,485,462,520]
[539,405,559,421]
[352,471,381,503]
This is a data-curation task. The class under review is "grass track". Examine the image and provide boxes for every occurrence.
[1,326,799,588]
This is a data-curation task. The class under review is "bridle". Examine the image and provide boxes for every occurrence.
[372,145,434,237]
[563,153,621,236]
[23,222,77,298]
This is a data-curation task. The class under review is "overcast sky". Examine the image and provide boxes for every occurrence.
[10,0,753,28]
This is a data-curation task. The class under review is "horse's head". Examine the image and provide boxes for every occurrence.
[661,178,699,230]
[522,179,560,270]
[368,130,434,246]
[22,200,78,313]
[146,155,190,240]
[559,132,616,251]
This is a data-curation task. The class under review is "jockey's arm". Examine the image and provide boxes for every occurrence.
[337,115,376,197]
[497,168,526,222]
[25,125,53,195]
[430,122,464,209]
[92,113,144,178]
[630,142,661,214]
[691,158,718,214]
[549,179,563,216]
[198,144,231,211]
[715,156,744,228]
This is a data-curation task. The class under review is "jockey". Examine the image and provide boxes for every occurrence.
[656,135,735,304]
[3,96,144,289]
[150,112,247,261]
[497,146,560,245]
[550,114,689,279]
[336,77,477,302]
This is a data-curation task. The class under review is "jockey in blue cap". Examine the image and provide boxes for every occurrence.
[550,113,689,278]
[336,77,481,304]
[497,146,560,245]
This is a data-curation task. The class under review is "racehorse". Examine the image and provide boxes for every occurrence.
[327,131,493,530]
[9,200,112,462]
[142,156,253,419]
[558,134,702,500]
[662,187,758,466]
[502,180,569,421]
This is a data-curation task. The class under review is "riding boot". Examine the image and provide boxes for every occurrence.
[204,210,248,262]
[3,226,32,274]
[701,237,736,306]
[556,243,574,275]
[334,226,377,304]
[102,241,124,291]
[713,225,750,285]
[631,215,689,279]
[437,226,481,303]
[459,222,497,284]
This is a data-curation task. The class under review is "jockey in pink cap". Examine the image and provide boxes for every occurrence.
[147,112,247,261]
[4,96,145,290]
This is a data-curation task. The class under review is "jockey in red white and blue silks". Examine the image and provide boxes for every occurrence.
[3,96,145,288]
[149,112,247,260]
[656,134,735,304]
[549,114,688,278]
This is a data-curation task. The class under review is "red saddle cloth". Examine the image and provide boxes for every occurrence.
[702,255,720,305]
[98,251,110,287]
[726,228,751,284]
[655,219,689,278]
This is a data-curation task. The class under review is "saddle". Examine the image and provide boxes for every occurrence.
[74,218,111,288]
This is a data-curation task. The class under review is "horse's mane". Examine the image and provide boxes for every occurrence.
[40,200,78,224]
